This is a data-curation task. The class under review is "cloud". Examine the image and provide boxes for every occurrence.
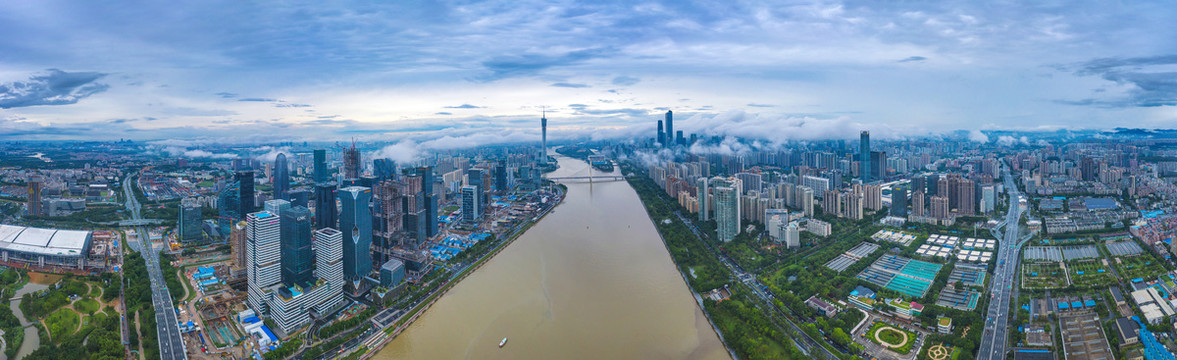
[444,104,483,109]
[478,47,614,81]
[216,92,238,98]
[611,76,641,86]
[689,136,753,156]
[996,135,1031,146]
[0,69,109,109]
[435,112,452,115]
[676,110,886,144]
[238,98,278,102]
[371,141,421,164]
[746,103,775,108]
[253,146,291,162]
[1062,55,1177,107]
[550,82,590,88]
[968,129,990,142]
[159,146,236,159]
[571,107,650,117]
[898,56,927,63]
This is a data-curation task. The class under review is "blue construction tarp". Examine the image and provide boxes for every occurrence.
[261,325,278,343]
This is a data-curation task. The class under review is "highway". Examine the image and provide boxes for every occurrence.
[977,164,1029,360]
[124,174,188,360]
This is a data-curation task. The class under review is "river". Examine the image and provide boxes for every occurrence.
[373,155,729,360]
[9,273,59,360]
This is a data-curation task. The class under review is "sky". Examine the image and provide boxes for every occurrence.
[1,0,1175,146]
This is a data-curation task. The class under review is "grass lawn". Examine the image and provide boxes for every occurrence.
[45,308,80,341]
[867,321,916,354]
[88,282,103,298]
[74,298,101,314]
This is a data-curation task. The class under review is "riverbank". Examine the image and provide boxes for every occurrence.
[623,162,803,360]
[354,185,567,360]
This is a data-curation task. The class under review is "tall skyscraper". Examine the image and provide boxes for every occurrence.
[273,153,289,200]
[373,158,396,181]
[890,185,908,217]
[287,188,310,208]
[26,176,42,216]
[313,149,328,183]
[462,185,480,223]
[859,130,871,183]
[419,166,438,237]
[494,160,508,193]
[541,111,548,164]
[467,168,486,208]
[246,211,282,315]
[657,120,665,145]
[313,184,337,230]
[236,171,255,216]
[665,110,674,148]
[280,206,314,288]
[338,186,373,283]
[178,198,203,243]
[871,151,886,179]
[343,143,361,180]
[246,208,345,333]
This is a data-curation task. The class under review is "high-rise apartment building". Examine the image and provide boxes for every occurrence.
[714,177,742,242]
[912,191,926,217]
[930,195,950,220]
[697,177,710,222]
[863,184,883,211]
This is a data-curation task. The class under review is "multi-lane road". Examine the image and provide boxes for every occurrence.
[977,165,1029,360]
[124,175,187,360]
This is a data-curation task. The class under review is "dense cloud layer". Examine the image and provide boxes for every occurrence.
[0,69,108,109]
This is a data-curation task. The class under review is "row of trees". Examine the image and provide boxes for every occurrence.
[125,252,162,360]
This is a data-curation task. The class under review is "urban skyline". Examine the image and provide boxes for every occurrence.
[2,1,1175,145]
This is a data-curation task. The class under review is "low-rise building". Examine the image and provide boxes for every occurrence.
[937,317,952,334]
[1114,317,1140,347]
[806,296,839,317]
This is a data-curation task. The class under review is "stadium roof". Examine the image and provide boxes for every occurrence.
[0,225,92,257]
